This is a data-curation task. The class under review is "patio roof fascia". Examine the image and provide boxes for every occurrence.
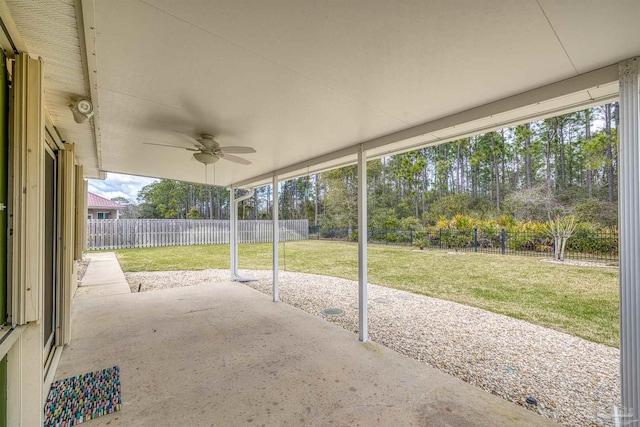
[77,0,103,175]
[231,63,619,189]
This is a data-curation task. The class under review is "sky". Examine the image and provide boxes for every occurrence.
[88,173,158,203]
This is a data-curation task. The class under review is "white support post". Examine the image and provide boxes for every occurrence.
[272,175,279,302]
[229,187,236,280]
[230,187,255,281]
[619,56,640,422]
[358,146,368,342]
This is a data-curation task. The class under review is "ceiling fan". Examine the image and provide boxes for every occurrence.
[145,133,256,165]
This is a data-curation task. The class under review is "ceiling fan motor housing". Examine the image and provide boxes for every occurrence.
[198,134,220,150]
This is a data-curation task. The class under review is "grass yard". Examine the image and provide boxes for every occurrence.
[113,240,619,347]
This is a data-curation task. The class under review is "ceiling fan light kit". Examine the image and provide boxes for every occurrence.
[193,152,219,164]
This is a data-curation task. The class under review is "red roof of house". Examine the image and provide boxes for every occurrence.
[87,192,123,209]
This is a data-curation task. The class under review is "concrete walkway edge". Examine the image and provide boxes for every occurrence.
[75,252,131,299]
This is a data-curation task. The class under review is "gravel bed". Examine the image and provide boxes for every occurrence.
[77,258,90,283]
[125,269,620,426]
[540,259,618,268]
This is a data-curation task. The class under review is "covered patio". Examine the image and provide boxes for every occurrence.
[1,1,640,425]
[59,253,554,426]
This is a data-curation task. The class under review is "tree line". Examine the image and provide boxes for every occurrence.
[116,103,618,231]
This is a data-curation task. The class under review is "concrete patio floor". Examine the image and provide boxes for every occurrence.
[54,253,557,426]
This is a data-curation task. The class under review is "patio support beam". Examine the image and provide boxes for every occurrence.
[273,175,279,302]
[619,56,640,423]
[358,145,368,342]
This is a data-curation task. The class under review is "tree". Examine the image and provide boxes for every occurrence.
[136,180,229,219]
[603,103,616,203]
[504,184,557,222]
[320,166,358,229]
[186,207,201,219]
[547,215,578,261]
[515,124,533,188]
[110,196,140,219]
[583,109,593,198]
[110,196,130,205]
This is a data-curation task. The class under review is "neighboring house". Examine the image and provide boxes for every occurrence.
[87,192,123,219]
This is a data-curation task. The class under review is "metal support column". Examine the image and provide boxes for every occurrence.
[272,175,279,302]
[229,186,235,280]
[229,187,255,281]
[619,56,640,423]
[358,146,368,342]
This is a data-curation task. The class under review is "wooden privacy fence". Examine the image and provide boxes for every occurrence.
[88,219,309,250]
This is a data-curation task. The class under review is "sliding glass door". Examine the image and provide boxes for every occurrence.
[43,144,57,370]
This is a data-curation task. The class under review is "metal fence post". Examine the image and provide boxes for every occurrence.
[385,228,388,245]
[501,228,506,255]
[410,228,413,246]
[474,228,478,252]
[439,228,442,249]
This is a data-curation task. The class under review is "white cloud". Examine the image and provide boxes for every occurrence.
[88,173,158,203]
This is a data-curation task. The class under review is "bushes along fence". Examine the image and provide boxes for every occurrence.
[308,226,618,262]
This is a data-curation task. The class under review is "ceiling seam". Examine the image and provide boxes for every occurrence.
[535,0,579,75]
[138,0,411,127]
[100,85,187,111]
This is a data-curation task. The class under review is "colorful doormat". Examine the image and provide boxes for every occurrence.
[44,366,121,426]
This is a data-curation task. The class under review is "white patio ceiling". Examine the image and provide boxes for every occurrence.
[8,0,640,186]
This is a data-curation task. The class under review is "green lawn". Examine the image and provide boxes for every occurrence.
[113,240,619,347]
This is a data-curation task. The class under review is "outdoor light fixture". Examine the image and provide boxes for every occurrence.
[192,152,219,164]
[68,98,94,123]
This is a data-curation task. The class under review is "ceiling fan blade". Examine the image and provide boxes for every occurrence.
[144,142,198,151]
[221,153,251,165]
[217,146,256,154]
[175,131,205,149]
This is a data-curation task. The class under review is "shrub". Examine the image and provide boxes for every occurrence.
[452,214,477,231]
[423,194,474,225]
[400,216,420,230]
[413,238,428,249]
[440,229,472,248]
[565,228,618,256]
[186,207,201,219]
[574,199,617,227]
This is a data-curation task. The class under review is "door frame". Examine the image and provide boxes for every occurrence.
[42,139,59,374]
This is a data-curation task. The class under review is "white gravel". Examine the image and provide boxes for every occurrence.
[77,258,90,283]
[540,259,618,268]
[125,269,620,427]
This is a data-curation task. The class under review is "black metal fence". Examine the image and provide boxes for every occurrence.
[308,226,618,262]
